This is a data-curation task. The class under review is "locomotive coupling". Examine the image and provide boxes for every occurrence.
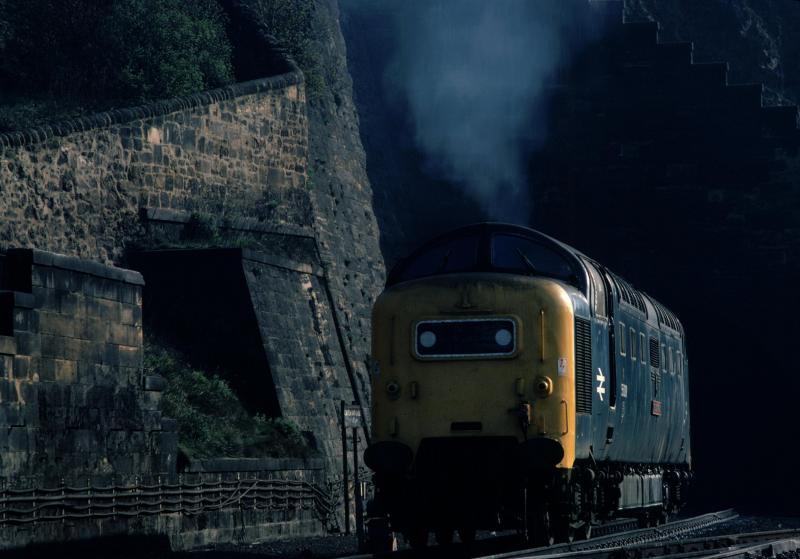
[515,437,565,469]
[364,441,413,475]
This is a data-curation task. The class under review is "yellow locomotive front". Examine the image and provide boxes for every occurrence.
[371,274,576,466]
[364,224,585,547]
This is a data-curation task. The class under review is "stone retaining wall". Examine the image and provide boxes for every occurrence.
[0,464,329,551]
[0,1,383,544]
[0,250,332,550]
[0,248,172,481]
[0,72,309,265]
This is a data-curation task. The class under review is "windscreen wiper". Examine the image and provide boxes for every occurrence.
[516,248,538,274]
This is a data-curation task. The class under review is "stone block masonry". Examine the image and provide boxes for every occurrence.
[0,0,385,469]
[0,0,387,543]
[0,461,330,551]
[130,247,366,477]
[0,249,333,550]
[0,72,309,265]
[0,248,174,481]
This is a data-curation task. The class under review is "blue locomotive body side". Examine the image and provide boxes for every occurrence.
[364,223,692,548]
[571,259,690,468]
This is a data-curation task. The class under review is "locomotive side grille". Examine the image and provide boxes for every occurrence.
[649,337,660,367]
[575,317,592,414]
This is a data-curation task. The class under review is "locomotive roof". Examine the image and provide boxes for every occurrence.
[387,222,683,334]
[387,222,587,286]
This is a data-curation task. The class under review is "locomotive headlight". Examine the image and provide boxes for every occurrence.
[495,328,512,347]
[413,318,516,358]
[534,375,553,398]
[419,331,437,348]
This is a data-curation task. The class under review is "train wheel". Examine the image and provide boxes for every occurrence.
[457,526,476,544]
[553,521,574,544]
[407,526,428,550]
[527,508,554,547]
[435,528,454,546]
[365,518,397,553]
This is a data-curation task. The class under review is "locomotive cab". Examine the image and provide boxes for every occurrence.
[364,224,691,549]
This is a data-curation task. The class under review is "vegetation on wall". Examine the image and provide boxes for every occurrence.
[0,0,234,130]
[145,341,314,459]
[244,0,325,96]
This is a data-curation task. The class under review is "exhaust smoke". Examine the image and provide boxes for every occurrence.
[385,0,605,224]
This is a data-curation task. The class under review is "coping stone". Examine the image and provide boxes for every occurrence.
[186,457,325,473]
[0,336,16,356]
[6,249,144,286]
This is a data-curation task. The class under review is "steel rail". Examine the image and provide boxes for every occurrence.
[606,528,800,559]
[476,510,738,559]
[686,538,800,559]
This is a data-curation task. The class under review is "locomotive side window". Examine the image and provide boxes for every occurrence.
[582,259,607,318]
[677,350,683,375]
[669,347,675,375]
[662,347,667,373]
[619,322,626,355]
[630,327,637,361]
[639,332,646,363]
[491,235,575,282]
[396,235,480,283]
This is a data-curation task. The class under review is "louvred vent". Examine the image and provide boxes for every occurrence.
[575,317,592,414]
[649,337,660,367]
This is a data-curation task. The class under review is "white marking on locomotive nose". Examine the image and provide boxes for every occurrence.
[596,368,606,401]
[419,331,437,348]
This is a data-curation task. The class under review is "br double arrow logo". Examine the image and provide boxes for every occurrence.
[596,368,606,401]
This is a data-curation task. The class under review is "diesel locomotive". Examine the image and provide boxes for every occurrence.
[364,223,692,548]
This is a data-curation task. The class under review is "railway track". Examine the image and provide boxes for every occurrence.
[341,509,747,559]
[494,509,740,558]
[479,510,800,559]
[482,530,800,559]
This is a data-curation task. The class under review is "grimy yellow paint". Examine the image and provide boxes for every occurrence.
[371,273,576,469]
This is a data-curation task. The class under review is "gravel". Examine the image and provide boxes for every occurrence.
[683,515,800,540]
[177,534,360,559]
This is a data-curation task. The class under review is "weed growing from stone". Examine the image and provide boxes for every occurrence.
[144,341,315,459]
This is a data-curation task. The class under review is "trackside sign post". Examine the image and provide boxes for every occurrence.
[340,401,364,543]
[343,405,361,428]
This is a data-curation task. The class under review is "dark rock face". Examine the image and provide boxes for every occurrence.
[624,0,800,107]
[304,0,386,424]
[530,6,800,513]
